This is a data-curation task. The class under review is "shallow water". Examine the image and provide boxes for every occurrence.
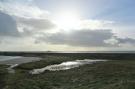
[0,56,41,73]
[30,59,107,74]
[0,56,41,65]
[0,56,22,62]
[7,64,19,73]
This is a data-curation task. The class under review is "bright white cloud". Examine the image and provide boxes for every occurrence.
[78,19,114,29]
[104,37,119,45]
[0,0,49,19]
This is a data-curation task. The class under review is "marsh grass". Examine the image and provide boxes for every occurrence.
[1,55,135,89]
[0,64,9,88]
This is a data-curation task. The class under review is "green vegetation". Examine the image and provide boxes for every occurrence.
[0,55,135,89]
[0,64,9,88]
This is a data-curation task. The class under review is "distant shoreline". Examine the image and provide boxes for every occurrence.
[0,52,135,60]
[0,51,135,54]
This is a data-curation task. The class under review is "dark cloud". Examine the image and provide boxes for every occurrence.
[0,12,19,36]
[36,29,135,47]
[18,18,56,30]
[117,38,135,44]
[36,29,114,47]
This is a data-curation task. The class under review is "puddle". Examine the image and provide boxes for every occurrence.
[30,59,107,74]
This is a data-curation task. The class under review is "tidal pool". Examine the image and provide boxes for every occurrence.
[30,59,107,74]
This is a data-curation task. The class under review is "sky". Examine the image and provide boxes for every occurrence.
[0,0,135,51]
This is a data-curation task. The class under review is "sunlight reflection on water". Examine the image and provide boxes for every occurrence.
[30,59,107,74]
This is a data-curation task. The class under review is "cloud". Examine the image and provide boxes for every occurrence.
[36,29,135,47]
[0,0,49,19]
[0,0,135,51]
[0,11,19,36]
[17,18,56,31]
[118,38,135,44]
[35,29,113,47]
[78,20,114,29]
[0,0,56,36]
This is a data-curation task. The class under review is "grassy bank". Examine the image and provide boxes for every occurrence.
[0,55,135,89]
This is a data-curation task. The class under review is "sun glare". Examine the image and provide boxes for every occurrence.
[54,12,81,30]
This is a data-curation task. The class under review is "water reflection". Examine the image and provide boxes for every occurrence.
[30,59,107,74]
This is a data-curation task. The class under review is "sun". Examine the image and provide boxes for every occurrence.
[53,11,81,30]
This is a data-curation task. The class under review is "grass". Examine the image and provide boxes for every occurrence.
[0,55,135,89]
[0,64,9,88]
